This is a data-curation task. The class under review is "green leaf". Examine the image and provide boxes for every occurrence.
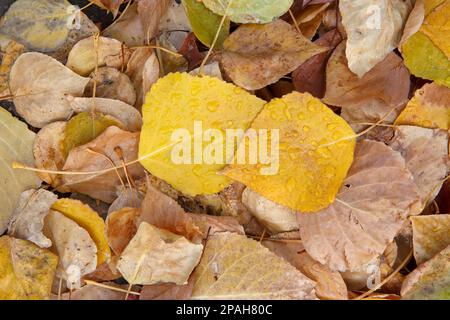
[182,0,229,49]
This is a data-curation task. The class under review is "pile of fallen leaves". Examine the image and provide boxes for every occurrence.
[0,0,449,300]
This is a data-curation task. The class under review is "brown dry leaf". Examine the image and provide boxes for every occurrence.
[389,125,449,203]
[401,245,450,300]
[102,2,145,47]
[242,187,298,234]
[44,210,97,289]
[106,207,139,255]
[33,122,66,187]
[66,36,131,76]
[323,42,410,131]
[339,0,413,77]
[221,19,327,90]
[411,214,450,265]
[297,140,422,272]
[191,232,317,300]
[68,97,142,131]
[125,47,159,109]
[84,67,136,106]
[89,0,127,17]
[56,283,127,300]
[139,184,244,243]
[293,29,342,98]
[263,241,348,300]
[0,236,58,300]
[137,0,172,43]
[116,222,203,285]
[395,82,450,130]
[61,126,145,203]
[7,189,57,248]
[295,3,330,39]
[140,274,195,300]
[108,188,143,214]
[9,52,89,128]
[399,0,425,47]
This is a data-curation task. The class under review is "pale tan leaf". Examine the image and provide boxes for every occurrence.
[339,0,413,77]
[140,274,195,300]
[411,214,450,265]
[117,222,203,285]
[61,126,145,203]
[66,36,131,76]
[242,188,298,234]
[68,97,142,131]
[399,0,425,47]
[33,122,66,187]
[389,125,449,203]
[192,232,317,300]
[8,189,57,248]
[297,140,422,272]
[137,0,172,43]
[9,52,89,128]
[221,19,326,90]
[0,108,41,233]
[44,210,97,289]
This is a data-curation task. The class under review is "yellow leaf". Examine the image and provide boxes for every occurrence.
[0,236,58,300]
[139,72,266,196]
[411,214,450,265]
[51,198,111,265]
[62,112,122,158]
[401,0,450,87]
[191,232,317,299]
[224,92,356,212]
[395,82,450,130]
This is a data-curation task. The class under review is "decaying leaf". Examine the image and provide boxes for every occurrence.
[202,0,294,24]
[140,274,195,300]
[51,198,111,266]
[401,0,450,88]
[117,222,203,285]
[33,121,66,187]
[182,0,229,48]
[0,108,41,233]
[192,232,317,299]
[68,97,142,132]
[0,39,24,95]
[401,245,450,299]
[389,125,448,203]
[9,52,90,128]
[0,0,97,54]
[89,0,126,17]
[224,92,356,212]
[221,19,326,90]
[56,283,127,300]
[339,0,413,77]
[411,215,450,265]
[137,0,171,43]
[323,42,410,131]
[395,82,450,130]
[108,188,143,214]
[297,140,422,272]
[66,36,131,76]
[262,241,348,300]
[62,112,123,158]
[139,72,265,196]
[106,207,139,255]
[44,210,97,288]
[242,187,298,234]
[61,126,145,203]
[84,67,136,106]
[0,236,58,300]
[8,189,57,248]
[293,29,342,98]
